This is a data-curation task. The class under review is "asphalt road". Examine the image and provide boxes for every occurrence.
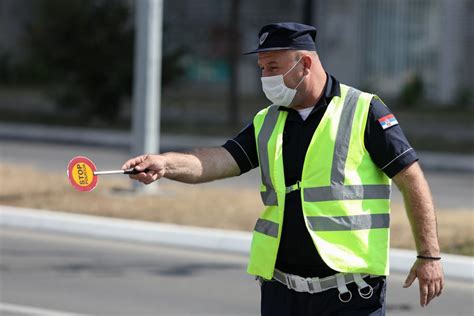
[0,227,258,316]
[1,228,473,316]
[0,139,473,209]
[1,138,473,315]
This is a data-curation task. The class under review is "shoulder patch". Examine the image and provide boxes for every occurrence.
[378,114,399,130]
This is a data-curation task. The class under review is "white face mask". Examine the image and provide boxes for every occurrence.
[261,57,306,107]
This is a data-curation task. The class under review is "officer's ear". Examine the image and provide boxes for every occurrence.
[301,55,312,75]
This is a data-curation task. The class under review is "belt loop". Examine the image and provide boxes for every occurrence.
[336,274,352,303]
[306,278,315,294]
[285,274,293,290]
[311,276,322,293]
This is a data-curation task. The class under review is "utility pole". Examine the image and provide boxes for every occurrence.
[131,0,163,192]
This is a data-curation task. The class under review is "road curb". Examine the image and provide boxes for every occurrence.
[1,205,473,280]
[0,205,251,254]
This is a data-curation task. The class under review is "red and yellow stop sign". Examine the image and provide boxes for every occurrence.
[67,156,98,191]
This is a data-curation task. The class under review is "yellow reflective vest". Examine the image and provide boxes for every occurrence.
[248,83,391,280]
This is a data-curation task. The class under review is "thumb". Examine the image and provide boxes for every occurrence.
[135,156,153,171]
[403,269,417,288]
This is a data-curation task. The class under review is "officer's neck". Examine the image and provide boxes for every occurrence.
[292,70,327,110]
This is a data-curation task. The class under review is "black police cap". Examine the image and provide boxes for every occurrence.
[244,22,317,55]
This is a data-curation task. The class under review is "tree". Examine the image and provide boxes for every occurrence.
[21,0,134,123]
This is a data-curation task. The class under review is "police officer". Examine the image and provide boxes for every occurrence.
[122,22,444,316]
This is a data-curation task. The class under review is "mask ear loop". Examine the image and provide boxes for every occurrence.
[294,72,306,89]
[284,57,306,90]
[283,56,304,77]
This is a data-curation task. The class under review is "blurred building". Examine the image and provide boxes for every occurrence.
[0,0,32,54]
[1,0,472,110]
[314,0,473,105]
[162,0,474,107]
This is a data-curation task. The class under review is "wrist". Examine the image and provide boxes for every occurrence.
[160,154,169,176]
[417,247,440,258]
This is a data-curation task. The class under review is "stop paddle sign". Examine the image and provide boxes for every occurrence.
[67,156,98,192]
[67,156,146,192]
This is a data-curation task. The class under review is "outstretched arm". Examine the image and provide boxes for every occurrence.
[121,147,240,184]
[393,161,444,307]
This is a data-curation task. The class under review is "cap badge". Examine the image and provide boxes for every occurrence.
[259,32,269,45]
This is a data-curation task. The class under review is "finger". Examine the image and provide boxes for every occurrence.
[122,156,145,170]
[145,170,158,184]
[138,169,157,184]
[434,280,442,298]
[420,283,428,307]
[129,173,142,180]
[128,169,147,180]
[121,158,137,170]
[135,157,154,172]
[403,270,416,288]
[145,178,156,185]
[146,170,156,177]
[438,277,444,296]
[426,282,436,306]
[131,172,149,183]
[144,174,157,185]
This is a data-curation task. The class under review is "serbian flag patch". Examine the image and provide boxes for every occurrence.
[378,114,399,130]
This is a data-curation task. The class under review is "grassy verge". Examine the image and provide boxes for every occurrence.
[1,163,472,256]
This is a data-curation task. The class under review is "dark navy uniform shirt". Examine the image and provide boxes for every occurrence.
[222,74,418,278]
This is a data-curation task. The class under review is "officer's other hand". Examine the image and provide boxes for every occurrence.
[403,259,444,307]
[121,154,166,185]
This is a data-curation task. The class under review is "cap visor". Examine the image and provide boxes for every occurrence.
[242,47,294,55]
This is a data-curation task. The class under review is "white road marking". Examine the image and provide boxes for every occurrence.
[0,302,89,316]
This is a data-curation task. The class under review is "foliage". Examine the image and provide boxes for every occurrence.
[0,51,11,83]
[398,73,424,107]
[12,0,185,124]
[19,0,137,121]
[455,87,474,108]
[17,0,134,122]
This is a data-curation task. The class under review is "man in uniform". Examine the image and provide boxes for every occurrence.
[122,22,443,315]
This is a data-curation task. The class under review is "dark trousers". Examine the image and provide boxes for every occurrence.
[260,276,386,316]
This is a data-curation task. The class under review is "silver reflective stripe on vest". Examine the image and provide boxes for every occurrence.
[331,88,361,185]
[302,87,391,201]
[304,184,391,202]
[307,213,390,231]
[254,218,279,238]
[261,190,278,206]
[257,105,280,206]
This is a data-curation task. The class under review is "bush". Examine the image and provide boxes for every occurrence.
[398,73,424,107]
[17,0,134,122]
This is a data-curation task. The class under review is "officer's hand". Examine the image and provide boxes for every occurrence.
[121,154,166,185]
[403,259,444,307]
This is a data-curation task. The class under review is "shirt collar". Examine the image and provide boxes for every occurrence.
[324,73,341,100]
[279,72,341,116]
